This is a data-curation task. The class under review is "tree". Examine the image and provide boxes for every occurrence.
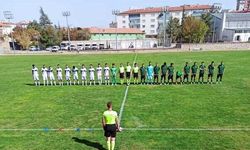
[12,27,32,50]
[182,16,209,43]
[39,7,52,26]
[166,17,181,43]
[40,25,62,48]
[201,13,213,42]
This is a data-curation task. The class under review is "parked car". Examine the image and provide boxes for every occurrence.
[91,43,98,50]
[70,44,77,50]
[61,45,69,51]
[77,43,84,51]
[99,44,105,50]
[29,46,39,51]
[51,46,60,52]
[85,44,91,50]
[46,47,52,51]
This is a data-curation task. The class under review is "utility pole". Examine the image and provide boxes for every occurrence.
[62,11,71,50]
[181,5,186,45]
[112,10,120,50]
[3,11,15,53]
[162,6,168,47]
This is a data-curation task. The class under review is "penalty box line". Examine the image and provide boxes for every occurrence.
[118,53,138,124]
[0,128,249,132]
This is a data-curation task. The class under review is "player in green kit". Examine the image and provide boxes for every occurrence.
[153,63,160,84]
[140,63,146,84]
[207,61,215,84]
[119,63,125,85]
[176,71,183,84]
[191,62,198,84]
[216,61,225,84]
[133,63,139,84]
[183,62,190,84]
[102,102,121,150]
[199,62,206,84]
[168,63,174,84]
[161,62,167,85]
[111,63,117,86]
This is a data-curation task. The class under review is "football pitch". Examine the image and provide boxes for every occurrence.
[0,51,249,150]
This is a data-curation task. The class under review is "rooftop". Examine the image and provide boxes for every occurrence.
[87,27,144,34]
[119,4,212,15]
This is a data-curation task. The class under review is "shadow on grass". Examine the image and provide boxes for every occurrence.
[72,137,106,150]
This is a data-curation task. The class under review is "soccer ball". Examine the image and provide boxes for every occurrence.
[118,127,123,132]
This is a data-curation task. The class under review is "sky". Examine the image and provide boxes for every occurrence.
[0,0,235,28]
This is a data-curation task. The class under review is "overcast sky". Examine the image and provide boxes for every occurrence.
[0,0,235,27]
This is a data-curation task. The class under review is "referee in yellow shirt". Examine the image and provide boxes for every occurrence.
[102,102,121,150]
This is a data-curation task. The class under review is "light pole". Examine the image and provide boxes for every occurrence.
[112,10,120,50]
[62,11,71,50]
[162,6,168,47]
[3,11,15,52]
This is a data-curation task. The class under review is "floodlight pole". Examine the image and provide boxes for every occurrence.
[62,11,71,50]
[3,11,15,53]
[112,10,120,50]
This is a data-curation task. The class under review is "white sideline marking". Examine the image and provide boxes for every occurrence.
[0,128,249,132]
[118,53,138,123]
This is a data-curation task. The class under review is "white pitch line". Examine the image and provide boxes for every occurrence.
[0,128,249,132]
[118,53,138,124]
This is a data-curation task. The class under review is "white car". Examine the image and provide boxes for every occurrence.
[77,43,84,51]
[46,47,52,51]
[91,44,98,50]
[51,46,60,52]
[85,44,91,50]
[29,46,39,51]
[70,44,77,50]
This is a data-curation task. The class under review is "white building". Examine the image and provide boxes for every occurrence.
[117,4,219,38]
[219,12,250,42]
[237,0,250,11]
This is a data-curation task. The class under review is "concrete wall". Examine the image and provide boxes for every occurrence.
[181,42,250,51]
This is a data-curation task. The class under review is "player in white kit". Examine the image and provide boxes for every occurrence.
[89,64,95,85]
[41,65,48,86]
[72,66,79,85]
[56,64,63,86]
[65,65,71,86]
[96,63,103,85]
[48,66,56,86]
[104,63,110,85]
[32,64,40,86]
[81,64,87,85]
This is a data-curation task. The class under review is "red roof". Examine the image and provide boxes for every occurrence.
[120,4,212,15]
[87,27,144,34]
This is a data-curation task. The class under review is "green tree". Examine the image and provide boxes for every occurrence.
[39,7,52,26]
[40,26,62,48]
[183,16,208,43]
[201,13,213,42]
[166,17,181,43]
[12,27,32,50]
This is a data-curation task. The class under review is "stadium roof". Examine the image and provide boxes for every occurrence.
[226,13,250,21]
[119,4,212,15]
[87,27,144,34]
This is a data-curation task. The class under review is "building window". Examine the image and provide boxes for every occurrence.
[150,25,155,28]
[142,14,146,17]
[142,19,146,23]
[150,30,155,34]
[151,13,155,17]
[123,16,126,18]
[151,19,155,22]
[123,26,126,28]
[122,20,126,23]
[142,25,145,28]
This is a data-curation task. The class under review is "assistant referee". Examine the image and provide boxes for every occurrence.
[102,102,121,150]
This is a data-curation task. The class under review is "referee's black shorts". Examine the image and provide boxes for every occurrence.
[104,124,117,138]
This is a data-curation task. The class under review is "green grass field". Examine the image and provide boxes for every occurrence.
[0,51,249,150]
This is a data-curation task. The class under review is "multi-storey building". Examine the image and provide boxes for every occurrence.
[237,0,250,11]
[117,4,221,38]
